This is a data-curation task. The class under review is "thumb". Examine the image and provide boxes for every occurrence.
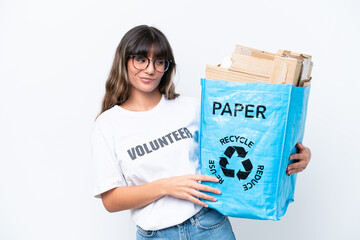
[296,142,306,151]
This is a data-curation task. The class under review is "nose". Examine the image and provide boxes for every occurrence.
[144,60,156,75]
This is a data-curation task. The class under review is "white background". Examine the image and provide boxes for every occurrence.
[1,0,359,239]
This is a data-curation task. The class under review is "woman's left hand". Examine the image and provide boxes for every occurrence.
[286,142,311,176]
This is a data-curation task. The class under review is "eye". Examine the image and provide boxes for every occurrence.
[155,59,165,66]
[134,56,147,63]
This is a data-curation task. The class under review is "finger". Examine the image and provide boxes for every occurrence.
[188,189,218,202]
[287,161,308,176]
[191,174,220,183]
[296,142,307,151]
[287,161,308,170]
[186,195,209,208]
[287,167,305,176]
[193,182,221,195]
[289,153,308,161]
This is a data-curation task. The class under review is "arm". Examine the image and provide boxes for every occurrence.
[286,142,311,176]
[101,174,221,212]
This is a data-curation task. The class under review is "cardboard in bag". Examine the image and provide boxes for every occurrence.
[205,44,313,87]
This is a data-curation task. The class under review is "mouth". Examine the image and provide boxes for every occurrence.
[140,77,155,83]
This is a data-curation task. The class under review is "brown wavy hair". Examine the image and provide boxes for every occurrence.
[96,25,179,119]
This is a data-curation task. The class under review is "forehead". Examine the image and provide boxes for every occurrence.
[145,47,165,59]
[128,39,167,59]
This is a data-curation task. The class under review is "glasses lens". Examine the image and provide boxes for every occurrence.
[133,56,148,70]
[132,55,170,72]
[154,59,169,73]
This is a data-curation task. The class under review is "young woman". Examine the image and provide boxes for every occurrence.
[92,25,311,239]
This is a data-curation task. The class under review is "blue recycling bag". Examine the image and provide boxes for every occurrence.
[200,78,310,220]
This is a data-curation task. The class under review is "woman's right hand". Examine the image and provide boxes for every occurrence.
[159,174,221,208]
[101,174,221,212]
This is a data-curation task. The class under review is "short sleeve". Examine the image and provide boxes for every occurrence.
[195,98,201,124]
[194,97,201,143]
[91,118,127,198]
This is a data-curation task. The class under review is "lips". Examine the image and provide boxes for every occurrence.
[140,77,155,83]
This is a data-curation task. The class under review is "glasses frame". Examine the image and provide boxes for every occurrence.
[129,55,172,73]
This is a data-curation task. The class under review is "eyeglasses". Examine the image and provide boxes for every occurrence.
[129,55,171,73]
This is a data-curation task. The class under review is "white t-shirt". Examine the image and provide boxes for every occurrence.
[91,95,202,230]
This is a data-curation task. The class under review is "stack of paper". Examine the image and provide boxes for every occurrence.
[206,45,313,87]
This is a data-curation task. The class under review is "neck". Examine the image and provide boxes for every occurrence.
[121,89,162,112]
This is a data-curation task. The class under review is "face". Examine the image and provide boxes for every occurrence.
[127,50,165,97]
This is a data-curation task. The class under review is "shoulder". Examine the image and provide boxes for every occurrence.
[165,95,200,108]
[163,95,200,122]
[93,105,120,133]
[96,105,121,121]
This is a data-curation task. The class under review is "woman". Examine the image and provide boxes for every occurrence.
[92,25,311,239]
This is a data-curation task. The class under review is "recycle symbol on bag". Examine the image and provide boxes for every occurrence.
[219,146,253,181]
